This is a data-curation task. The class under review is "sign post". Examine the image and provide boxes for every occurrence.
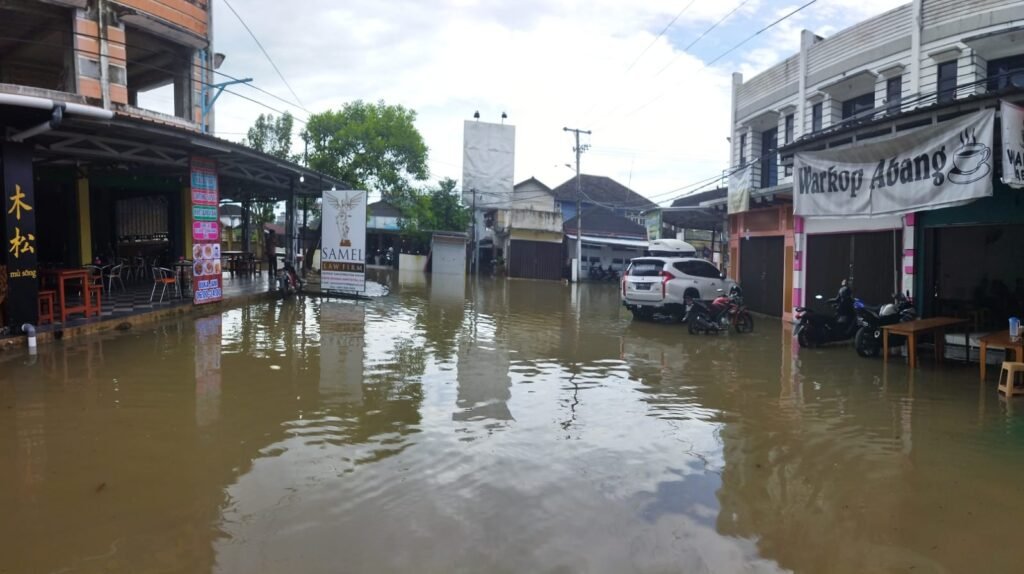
[3,143,38,330]
[190,157,223,304]
[321,190,367,293]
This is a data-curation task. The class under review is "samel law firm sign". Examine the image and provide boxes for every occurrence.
[321,190,367,292]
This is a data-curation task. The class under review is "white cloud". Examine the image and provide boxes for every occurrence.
[205,0,911,204]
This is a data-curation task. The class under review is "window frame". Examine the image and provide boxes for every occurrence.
[784,114,794,144]
[937,60,958,104]
[987,54,1024,92]
[841,92,874,120]
[811,102,823,132]
[886,76,902,115]
[739,133,747,167]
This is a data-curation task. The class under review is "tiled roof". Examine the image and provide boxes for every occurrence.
[551,174,655,210]
[563,206,645,238]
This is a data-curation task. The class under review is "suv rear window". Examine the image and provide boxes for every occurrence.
[627,260,664,277]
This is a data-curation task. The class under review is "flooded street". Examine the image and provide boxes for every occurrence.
[3,272,1024,573]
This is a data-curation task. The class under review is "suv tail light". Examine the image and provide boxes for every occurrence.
[661,270,672,298]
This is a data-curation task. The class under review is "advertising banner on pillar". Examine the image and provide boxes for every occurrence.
[727,165,752,214]
[1001,100,1024,189]
[645,209,662,241]
[190,157,222,304]
[3,143,38,330]
[321,190,366,292]
[794,109,995,217]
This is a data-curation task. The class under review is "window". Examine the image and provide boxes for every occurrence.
[627,260,664,277]
[675,260,721,279]
[987,55,1024,92]
[937,60,957,103]
[760,128,778,188]
[886,76,902,114]
[784,114,794,144]
[739,133,747,167]
[841,92,874,120]
[811,102,823,132]
[0,3,73,92]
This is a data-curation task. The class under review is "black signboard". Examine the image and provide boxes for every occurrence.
[3,143,38,331]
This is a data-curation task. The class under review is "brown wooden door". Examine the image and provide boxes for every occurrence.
[509,240,563,281]
[740,236,784,316]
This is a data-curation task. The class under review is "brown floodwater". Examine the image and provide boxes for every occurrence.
[2,271,1023,573]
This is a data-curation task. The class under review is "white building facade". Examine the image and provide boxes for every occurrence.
[727,0,1024,318]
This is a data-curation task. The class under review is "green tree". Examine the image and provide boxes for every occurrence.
[396,177,469,245]
[302,100,429,199]
[244,112,296,161]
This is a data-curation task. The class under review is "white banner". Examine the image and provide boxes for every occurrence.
[462,120,515,208]
[794,109,995,217]
[727,165,752,214]
[321,189,367,292]
[1002,100,1024,189]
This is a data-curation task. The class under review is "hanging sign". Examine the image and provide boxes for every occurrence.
[1001,100,1024,189]
[3,143,38,329]
[795,109,995,217]
[321,190,366,292]
[645,209,662,241]
[727,165,752,214]
[191,157,222,304]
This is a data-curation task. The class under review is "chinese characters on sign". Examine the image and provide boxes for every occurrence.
[3,143,39,328]
[190,157,222,305]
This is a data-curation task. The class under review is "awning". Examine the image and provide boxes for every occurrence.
[565,234,648,248]
[650,206,727,230]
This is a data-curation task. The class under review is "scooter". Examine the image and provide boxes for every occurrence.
[854,291,916,357]
[277,260,304,295]
[795,280,861,348]
[686,285,754,334]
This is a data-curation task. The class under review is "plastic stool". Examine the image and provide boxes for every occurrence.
[997,362,1024,396]
[86,284,102,318]
[37,290,55,325]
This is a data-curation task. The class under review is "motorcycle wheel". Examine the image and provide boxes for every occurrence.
[687,313,703,334]
[796,326,816,348]
[734,312,754,334]
[855,326,881,357]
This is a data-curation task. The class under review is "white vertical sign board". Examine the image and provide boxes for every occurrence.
[1001,100,1024,189]
[462,120,515,209]
[321,190,367,292]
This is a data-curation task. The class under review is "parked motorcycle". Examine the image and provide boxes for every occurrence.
[854,291,917,357]
[794,280,861,348]
[686,285,754,334]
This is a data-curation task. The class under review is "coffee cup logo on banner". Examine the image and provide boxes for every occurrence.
[948,128,991,184]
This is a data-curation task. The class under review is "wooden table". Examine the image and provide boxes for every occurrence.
[40,268,91,324]
[882,317,969,368]
[978,330,1024,380]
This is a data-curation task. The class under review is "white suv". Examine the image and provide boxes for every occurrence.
[621,257,736,321]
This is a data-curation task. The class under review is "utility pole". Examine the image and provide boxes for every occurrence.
[563,126,591,283]
[471,187,477,276]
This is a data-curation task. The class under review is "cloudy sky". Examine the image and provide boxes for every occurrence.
[162,0,910,204]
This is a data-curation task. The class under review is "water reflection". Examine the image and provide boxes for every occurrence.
[4,277,1024,572]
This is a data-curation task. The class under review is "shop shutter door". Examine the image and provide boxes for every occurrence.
[740,237,784,316]
[509,240,563,281]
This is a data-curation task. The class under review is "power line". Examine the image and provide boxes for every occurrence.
[623,0,698,75]
[596,0,820,128]
[652,0,754,78]
[221,0,307,111]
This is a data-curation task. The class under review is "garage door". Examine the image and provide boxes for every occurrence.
[740,236,784,316]
[806,230,901,308]
[509,240,563,281]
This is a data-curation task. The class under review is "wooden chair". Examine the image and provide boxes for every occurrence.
[38,290,56,325]
[998,362,1024,396]
[86,284,102,318]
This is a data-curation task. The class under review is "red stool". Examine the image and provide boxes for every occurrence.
[86,284,102,318]
[38,290,55,325]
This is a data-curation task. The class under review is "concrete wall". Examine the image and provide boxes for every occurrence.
[512,180,557,212]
